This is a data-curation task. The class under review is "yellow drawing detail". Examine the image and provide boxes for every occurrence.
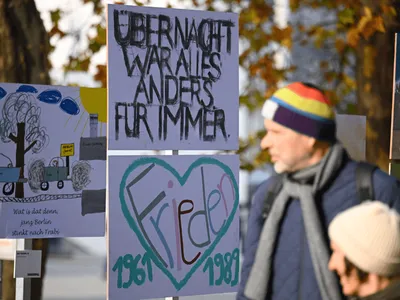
[79,87,107,123]
[61,143,74,157]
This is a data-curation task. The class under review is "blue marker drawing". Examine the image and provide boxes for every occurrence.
[0,87,6,100]
[37,89,62,104]
[16,85,38,93]
[0,167,20,183]
[60,97,80,115]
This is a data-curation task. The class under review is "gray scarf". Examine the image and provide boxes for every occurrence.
[245,143,345,300]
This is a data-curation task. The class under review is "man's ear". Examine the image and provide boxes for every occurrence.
[306,136,317,150]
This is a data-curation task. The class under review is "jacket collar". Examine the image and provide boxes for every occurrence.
[357,279,400,300]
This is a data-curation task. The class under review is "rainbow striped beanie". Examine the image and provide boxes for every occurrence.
[261,82,336,142]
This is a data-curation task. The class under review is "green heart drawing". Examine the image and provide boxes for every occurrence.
[119,156,239,291]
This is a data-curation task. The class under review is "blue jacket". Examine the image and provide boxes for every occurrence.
[237,157,400,300]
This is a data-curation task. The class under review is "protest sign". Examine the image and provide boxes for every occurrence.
[108,155,240,299]
[107,4,239,150]
[391,33,400,159]
[336,114,366,161]
[0,83,106,238]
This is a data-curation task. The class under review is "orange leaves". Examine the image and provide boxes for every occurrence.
[346,6,387,48]
[271,26,293,49]
[94,64,107,88]
[346,28,360,48]
[357,7,385,39]
[248,55,274,78]
[239,1,272,29]
[239,49,251,66]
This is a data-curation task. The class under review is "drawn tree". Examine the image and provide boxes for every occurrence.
[0,0,51,299]
[0,90,49,198]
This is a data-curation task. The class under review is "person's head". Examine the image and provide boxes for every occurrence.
[328,201,400,297]
[260,82,336,173]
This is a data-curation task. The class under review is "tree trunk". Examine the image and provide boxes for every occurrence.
[0,0,50,299]
[15,122,25,199]
[355,2,400,171]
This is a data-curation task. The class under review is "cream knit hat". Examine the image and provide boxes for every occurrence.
[328,201,400,277]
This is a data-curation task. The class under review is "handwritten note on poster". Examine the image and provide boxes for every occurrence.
[107,4,239,150]
[0,83,106,238]
[108,155,240,299]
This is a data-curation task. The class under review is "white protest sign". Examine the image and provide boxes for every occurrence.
[336,114,366,161]
[390,33,400,159]
[14,250,42,278]
[108,155,240,299]
[107,4,239,150]
[0,83,106,238]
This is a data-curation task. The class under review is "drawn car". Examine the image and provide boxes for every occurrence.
[0,165,21,196]
[40,166,68,191]
[40,158,69,191]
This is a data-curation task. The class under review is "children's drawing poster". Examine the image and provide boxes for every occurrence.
[107,4,239,151]
[108,155,240,299]
[0,83,106,238]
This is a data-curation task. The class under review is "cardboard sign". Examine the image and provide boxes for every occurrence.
[336,114,366,161]
[0,83,106,238]
[391,33,400,159]
[14,250,42,278]
[107,4,239,151]
[108,155,240,299]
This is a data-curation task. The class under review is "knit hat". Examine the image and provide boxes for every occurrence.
[328,201,400,277]
[261,82,336,142]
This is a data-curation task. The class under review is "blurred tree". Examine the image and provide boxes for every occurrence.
[0,0,51,299]
[49,0,400,171]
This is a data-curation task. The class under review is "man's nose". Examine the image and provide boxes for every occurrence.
[260,133,270,150]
